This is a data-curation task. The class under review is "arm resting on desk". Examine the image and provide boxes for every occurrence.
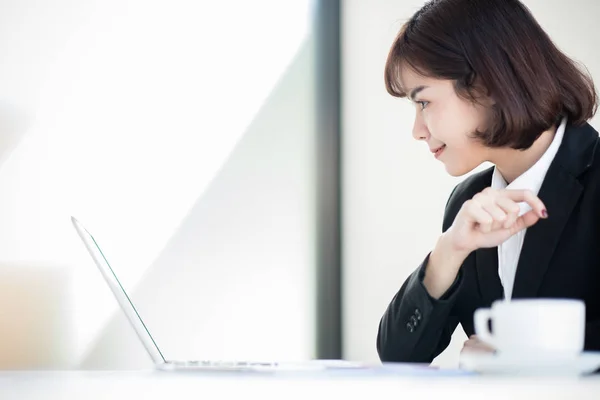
[376,254,463,363]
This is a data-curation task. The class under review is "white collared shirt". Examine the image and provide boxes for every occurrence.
[490,116,567,300]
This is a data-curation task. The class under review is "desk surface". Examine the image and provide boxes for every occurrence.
[1,369,600,400]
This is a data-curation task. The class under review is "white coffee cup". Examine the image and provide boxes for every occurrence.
[474,299,585,358]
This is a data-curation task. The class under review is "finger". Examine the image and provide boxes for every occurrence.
[472,194,504,233]
[463,342,485,351]
[464,201,493,233]
[463,338,495,353]
[462,343,493,354]
[463,337,483,348]
[477,221,493,234]
[502,190,547,219]
[469,343,495,353]
[477,197,508,225]
[461,340,476,353]
[512,209,541,233]
[473,340,495,352]
[466,335,491,347]
[495,197,520,229]
[473,191,509,231]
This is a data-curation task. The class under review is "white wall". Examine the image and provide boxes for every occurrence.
[342,0,600,368]
[79,35,318,369]
[0,0,316,368]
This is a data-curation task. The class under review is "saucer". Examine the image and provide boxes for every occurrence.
[459,351,600,376]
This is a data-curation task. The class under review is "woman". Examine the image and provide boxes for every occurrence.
[377,0,600,363]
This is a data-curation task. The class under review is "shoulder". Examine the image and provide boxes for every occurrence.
[584,126,600,173]
[578,134,600,195]
[568,122,600,186]
[441,166,494,231]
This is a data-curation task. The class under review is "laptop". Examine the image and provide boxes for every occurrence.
[71,216,365,372]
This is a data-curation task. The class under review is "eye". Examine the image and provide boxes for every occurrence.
[416,101,430,110]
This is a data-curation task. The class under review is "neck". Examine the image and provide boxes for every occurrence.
[489,124,558,184]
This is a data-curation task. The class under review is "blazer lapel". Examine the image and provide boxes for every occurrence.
[511,122,598,299]
[471,169,504,305]
[511,166,582,298]
[475,246,504,304]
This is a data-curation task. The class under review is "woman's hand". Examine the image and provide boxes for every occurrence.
[445,188,547,254]
[423,188,547,299]
[461,335,495,354]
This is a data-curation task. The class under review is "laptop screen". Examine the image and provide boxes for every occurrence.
[71,216,166,364]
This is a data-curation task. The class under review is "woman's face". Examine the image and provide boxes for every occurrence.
[400,66,492,176]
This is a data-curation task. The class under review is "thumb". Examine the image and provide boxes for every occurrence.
[514,209,541,232]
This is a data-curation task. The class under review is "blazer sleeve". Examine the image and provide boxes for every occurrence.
[376,255,463,362]
[376,187,464,363]
[585,322,600,351]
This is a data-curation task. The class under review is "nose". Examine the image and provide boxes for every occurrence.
[412,111,430,141]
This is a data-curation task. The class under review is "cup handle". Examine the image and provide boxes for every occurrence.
[474,308,495,348]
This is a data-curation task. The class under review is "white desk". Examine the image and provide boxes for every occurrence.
[1,369,600,399]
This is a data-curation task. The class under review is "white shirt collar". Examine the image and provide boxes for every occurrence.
[491,116,567,214]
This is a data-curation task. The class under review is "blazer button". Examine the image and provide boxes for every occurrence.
[406,322,415,333]
[415,308,422,320]
[410,315,418,326]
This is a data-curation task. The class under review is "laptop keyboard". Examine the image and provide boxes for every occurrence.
[168,360,279,369]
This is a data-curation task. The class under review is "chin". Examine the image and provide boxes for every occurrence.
[444,163,477,177]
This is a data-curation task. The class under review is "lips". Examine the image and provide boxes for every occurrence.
[431,145,446,158]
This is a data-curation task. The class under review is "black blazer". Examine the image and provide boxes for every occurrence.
[377,121,600,363]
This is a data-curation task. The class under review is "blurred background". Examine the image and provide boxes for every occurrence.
[0,0,598,370]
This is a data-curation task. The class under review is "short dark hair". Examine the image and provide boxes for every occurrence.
[384,0,597,149]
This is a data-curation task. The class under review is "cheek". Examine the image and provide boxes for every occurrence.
[443,105,484,146]
[422,96,487,146]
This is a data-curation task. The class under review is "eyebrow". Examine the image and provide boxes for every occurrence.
[409,85,428,100]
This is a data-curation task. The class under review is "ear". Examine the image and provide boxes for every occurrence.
[469,75,496,106]
[467,90,496,108]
